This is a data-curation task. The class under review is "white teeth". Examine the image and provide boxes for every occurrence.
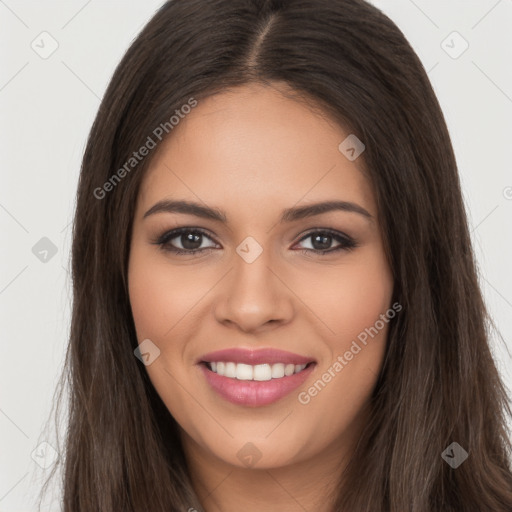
[225,362,237,378]
[271,363,285,378]
[253,364,272,381]
[236,363,253,380]
[284,364,295,376]
[208,361,309,380]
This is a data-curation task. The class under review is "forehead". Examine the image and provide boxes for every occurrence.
[137,83,375,217]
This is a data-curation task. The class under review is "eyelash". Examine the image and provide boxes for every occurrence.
[152,227,358,257]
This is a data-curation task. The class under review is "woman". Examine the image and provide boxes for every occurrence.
[43,0,512,510]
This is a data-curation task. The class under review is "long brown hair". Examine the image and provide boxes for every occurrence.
[41,0,512,510]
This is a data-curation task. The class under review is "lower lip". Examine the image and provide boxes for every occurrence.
[199,363,316,407]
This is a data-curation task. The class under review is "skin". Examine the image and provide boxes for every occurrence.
[128,82,394,512]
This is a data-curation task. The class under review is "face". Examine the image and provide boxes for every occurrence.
[128,82,394,471]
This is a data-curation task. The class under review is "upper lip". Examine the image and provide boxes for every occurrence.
[197,348,315,366]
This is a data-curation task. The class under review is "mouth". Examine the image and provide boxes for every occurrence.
[196,348,317,407]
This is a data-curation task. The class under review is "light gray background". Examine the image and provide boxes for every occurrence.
[1,1,511,510]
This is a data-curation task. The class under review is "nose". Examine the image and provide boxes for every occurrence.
[213,248,294,333]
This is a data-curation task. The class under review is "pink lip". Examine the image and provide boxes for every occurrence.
[199,362,316,407]
[197,348,315,366]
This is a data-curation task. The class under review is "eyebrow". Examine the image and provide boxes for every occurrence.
[143,199,373,223]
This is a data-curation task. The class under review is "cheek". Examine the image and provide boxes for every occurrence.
[128,248,199,423]
[295,252,394,430]
[128,246,209,342]
[332,267,392,347]
[292,248,393,346]
[128,261,167,341]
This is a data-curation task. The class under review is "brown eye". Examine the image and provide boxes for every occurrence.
[295,230,357,254]
[155,228,218,255]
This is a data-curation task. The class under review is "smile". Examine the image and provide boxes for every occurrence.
[205,361,310,380]
[197,348,316,407]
